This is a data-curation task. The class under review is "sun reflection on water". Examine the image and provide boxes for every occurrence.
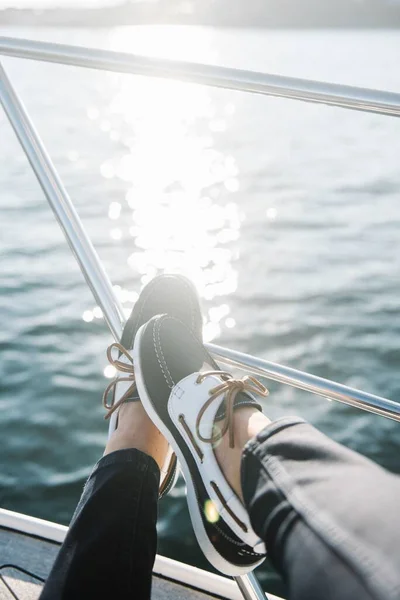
[84,31,243,347]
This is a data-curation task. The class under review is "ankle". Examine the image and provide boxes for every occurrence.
[105,428,168,470]
[104,403,168,470]
[214,407,271,502]
[233,406,271,448]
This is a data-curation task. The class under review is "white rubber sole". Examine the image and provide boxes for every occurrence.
[133,323,264,577]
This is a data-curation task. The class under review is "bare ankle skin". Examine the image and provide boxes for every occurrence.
[214,407,271,502]
[104,402,168,471]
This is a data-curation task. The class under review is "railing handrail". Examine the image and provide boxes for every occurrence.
[1,36,400,117]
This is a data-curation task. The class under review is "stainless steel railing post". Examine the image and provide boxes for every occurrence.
[0,59,125,341]
[235,573,268,600]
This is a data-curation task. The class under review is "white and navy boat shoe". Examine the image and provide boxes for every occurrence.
[102,275,202,499]
[133,314,268,575]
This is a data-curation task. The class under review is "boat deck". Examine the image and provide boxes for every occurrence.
[0,524,235,599]
[0,508,278,600]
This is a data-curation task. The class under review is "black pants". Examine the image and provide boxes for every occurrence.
[41,418,400,600]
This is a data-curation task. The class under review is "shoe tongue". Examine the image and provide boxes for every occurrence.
[153,317,263,415]
[214,389,262,421]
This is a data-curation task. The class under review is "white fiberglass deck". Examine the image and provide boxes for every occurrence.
[0,509,281,600]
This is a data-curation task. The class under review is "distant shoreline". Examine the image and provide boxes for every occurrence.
[1,2,400,29]
[0,19,400,31]
[1,20,400,30]
[1,22,400,30]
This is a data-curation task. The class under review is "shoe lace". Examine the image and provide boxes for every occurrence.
[102,343,136,420]
[195,371,269,449]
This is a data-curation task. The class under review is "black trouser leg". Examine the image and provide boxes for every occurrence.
[241,417,400,600]
[41,448,159,600]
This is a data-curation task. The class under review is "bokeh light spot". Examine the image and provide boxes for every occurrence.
[204,500,219,524]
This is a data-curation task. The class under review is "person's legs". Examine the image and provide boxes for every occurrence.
[131,312,400,594]
[41,402,168,600]
[217,408,400,600]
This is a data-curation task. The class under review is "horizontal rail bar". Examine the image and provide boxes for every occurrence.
[1,36,400,117]
[209,344,400,422]
[0,59,125,340]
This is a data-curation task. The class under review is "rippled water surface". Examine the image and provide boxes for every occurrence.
[1,26,400,593]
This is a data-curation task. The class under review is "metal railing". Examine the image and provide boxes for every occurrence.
[1,36,400,600]
[1,37,400,117]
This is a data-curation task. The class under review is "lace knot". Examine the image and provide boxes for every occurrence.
[195,371,269,449]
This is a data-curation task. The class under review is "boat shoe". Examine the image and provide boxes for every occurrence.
[102,275,202,499]
[133,314,268,575]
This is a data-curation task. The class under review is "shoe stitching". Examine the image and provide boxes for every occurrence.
[155,319,175,387]
[160,465,179,497]
[168,396,248,550]
[132,277,167,340]
[213,521,246,546]
[169,386,259,549]
[160,315,216,367]
[178,277,197,334]
[114,280,196,499]
[133,277,199,342]
[178,414,204,462]
[165,367,248,547]
[153,319,174,388]
[210,480,248,532]
[233,399,259,408]
[121,277,178,349]
[212,522,264,557]
[154,314,210,387]
[154,316,264,559]
[238,548,264,557]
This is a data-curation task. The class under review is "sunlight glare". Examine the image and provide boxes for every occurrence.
[266,207,277,220]
[82,310,93,323]
[96,29,244,340]
[108,201,121,220]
